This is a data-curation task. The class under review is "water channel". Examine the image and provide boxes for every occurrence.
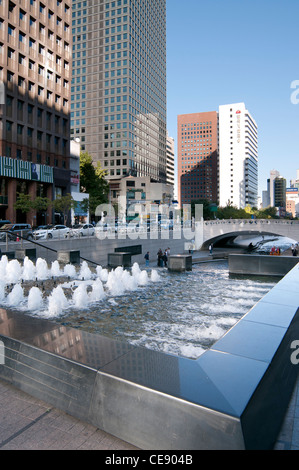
[0,253,279,360]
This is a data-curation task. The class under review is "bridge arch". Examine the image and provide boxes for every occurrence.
[201,230,279,250]
[196,219,299,250]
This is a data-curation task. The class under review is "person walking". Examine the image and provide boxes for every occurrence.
[157,248,163,267]
[209,243,213,255]
[163,249,168,267]
[144,251,150,267]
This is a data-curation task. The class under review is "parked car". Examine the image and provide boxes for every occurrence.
[78,223,95,237]
[33,224,70,240]
[0,223,33,241]
[0,220,11,228]
[70,223,95,237]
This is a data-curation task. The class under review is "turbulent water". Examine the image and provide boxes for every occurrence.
[56,261,277,359]
[0,254,278,360]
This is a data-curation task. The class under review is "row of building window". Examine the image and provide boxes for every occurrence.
[5,146,67,168]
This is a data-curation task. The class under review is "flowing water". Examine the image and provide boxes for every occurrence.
[58,262,276,359]
[0,254,278,359]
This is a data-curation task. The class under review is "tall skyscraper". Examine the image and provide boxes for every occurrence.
[71,0,167,186]
[166,131,175,187]
[274,175,286,209]
[177,103,258,210]
[218,103,258,208]
[0,0,72,224]
[177,112,219,207]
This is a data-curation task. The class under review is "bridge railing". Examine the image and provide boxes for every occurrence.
[204,219,299,226]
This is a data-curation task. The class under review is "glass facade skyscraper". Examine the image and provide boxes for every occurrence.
[71,0,167,183]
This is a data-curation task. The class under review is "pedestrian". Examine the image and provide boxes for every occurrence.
[163,249,168,267]
[270,246,275,255]
[144,251,150,267]
[209,243,213,255]
[157,248,163,267]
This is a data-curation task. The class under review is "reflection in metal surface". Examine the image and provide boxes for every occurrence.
[0,263,298,449]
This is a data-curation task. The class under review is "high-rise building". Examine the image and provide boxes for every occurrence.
[177,111,218,207]
[218,103,258,208]
[71,0,167,188]
[166,132,175,187]
[0,0,72,224]
[262,169,280,208]
[274,175,286,209]
[177,103,258,209]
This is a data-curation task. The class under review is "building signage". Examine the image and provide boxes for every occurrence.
[0,156,53,183]
[71,172,80,185]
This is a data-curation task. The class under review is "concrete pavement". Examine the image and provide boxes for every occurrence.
[0,378,138,450]
[0,374,298,450]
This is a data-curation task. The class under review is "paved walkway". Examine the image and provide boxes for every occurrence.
[0,379,138,450]
[0,374,298,450]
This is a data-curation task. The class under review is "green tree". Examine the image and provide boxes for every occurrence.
[216,204,249,219]
[190,199,215,220]
[80,151,109,217]
[52,193,75,225]
[14,193,33,213]
[255,206,278,219]
[32,196,51,213]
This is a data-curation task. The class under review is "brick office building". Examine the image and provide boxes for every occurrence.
[0,0,72,225]
[177,111,219,207]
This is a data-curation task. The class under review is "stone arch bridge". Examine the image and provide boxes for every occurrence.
[194,219,299,249]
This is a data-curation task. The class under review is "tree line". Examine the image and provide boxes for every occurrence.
[191,199,290,220]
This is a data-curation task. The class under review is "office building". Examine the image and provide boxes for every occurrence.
[111,175,173,221]
[177,111,218,206]
[0,0,72,224]
[166,132,175,187]
[274,175,286,209]
[71,0,167,189]
[218,103,258,208]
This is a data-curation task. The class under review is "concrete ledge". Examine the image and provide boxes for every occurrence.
[108,252,132,268]
[15,248,36,262]
[57,250,80,265]
[168,255,192,272]
[229,254,299,276]
[0,264,299,449]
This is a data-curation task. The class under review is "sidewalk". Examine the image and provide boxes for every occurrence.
[0,374,298,450]
[0,379,138,450]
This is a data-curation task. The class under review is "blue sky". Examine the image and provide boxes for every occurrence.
[166,0,299,199]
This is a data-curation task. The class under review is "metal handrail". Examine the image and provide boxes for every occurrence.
[0,230,101,266]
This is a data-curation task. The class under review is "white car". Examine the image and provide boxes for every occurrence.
[78,223,95,237]
[34,224,70,240]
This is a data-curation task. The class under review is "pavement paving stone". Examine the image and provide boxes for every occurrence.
[1,375,298,450]
[0,379,138,450]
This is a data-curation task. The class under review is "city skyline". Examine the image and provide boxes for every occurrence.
[166,0,299,201]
